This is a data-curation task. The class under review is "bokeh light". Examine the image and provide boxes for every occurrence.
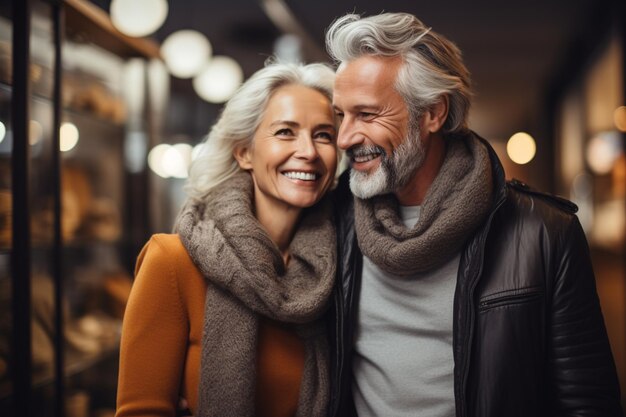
[506,132,536,165]
[110,0,168,37]
[60,122,79,152]
[586,131,622,175]
[161,30,212,79]
[193,56,243,103]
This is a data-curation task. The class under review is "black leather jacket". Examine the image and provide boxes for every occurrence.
[328,133,623,417]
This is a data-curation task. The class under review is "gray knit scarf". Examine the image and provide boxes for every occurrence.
[355,134,493,275]
[175,171,336,417]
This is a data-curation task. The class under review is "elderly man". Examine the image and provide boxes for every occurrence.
[326,12,623,417]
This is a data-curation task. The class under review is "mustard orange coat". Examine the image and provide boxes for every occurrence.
[115,234,305,417]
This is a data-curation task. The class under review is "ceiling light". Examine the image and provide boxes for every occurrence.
[161,147,185,178]
[506,132,536,165]
[161,30,212,79]
[193,56,243,103]
[148,144,172,178]
[60,122,79,152]
[0,121,5,143]
[110,0,168,38]
[148,143,195,179]
[173,143,193,169]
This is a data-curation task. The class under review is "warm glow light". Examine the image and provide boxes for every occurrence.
[506,132,536,164]
[148,144,171,178]
[161,30,212,79]
[60,123,79,152]
[587,131,622,174]
[0,121,5,143]
[193,56,243,103]
[173,143,193,169]
[614,106,626,132]
[110,0,168,37]
[29,120,42,145]
[162,146,188,178]
[148,143,195,178]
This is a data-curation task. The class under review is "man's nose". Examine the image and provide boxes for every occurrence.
[337,117,360,150]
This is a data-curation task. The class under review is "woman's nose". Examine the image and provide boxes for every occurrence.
[294,135,319,160]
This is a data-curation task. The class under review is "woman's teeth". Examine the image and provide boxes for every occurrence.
[283,171,317,181]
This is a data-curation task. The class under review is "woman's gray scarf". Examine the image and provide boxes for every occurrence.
[355,134,493,275]
[175,171,336,417]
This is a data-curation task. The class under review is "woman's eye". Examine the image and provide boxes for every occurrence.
[314,132,335,142]
[275,128,294,136]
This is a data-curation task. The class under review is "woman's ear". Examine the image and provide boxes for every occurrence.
[233,145,253,170]
[423,95,449,134]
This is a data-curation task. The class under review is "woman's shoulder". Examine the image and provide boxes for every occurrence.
[146,233,187,253]
[136,234,203,284]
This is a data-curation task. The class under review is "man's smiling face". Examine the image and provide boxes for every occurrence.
[333,54,425,198]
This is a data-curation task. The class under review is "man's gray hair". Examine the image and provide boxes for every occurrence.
[185,61,335,199]
[326,13,472,134]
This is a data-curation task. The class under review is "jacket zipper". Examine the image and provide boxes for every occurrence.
[459,195,506,417]
[478,292,542,309]
[331,283,344,417]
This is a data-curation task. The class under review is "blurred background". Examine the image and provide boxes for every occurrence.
[0,0,624,415]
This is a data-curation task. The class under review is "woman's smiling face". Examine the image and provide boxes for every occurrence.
[235,83,338,211]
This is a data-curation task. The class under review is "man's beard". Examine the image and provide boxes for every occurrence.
[348,119,425,199]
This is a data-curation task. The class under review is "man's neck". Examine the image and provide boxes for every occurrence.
[395,133,447,206]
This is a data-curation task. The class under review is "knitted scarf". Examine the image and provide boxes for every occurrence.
[175,171,336,417]
[355,133,493,275]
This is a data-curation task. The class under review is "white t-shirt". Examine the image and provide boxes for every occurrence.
[352,205,457,417]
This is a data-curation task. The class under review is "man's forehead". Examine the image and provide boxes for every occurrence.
[335,56,401,85]
[333,56,402,106]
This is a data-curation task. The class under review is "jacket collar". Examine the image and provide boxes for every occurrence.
[467,130,508,210]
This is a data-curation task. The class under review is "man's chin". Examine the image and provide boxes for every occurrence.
[349,168,391,199]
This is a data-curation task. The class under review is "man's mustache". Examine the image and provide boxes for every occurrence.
[346,144,386,159]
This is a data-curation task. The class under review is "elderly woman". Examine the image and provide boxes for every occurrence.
[115,62,338,417]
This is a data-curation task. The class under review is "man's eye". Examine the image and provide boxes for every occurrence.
[335,112,344,119]
[359,112,374,119]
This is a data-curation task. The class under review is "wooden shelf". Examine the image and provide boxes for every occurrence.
[64,0,161,60]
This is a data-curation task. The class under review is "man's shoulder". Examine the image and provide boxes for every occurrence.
[506,178,578,215]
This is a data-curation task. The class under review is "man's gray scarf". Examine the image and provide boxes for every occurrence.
[175,171,336,417]
[355,134,493,275]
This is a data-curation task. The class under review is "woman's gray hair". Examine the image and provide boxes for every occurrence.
[325,13,472,134]
[185,61,335,199]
